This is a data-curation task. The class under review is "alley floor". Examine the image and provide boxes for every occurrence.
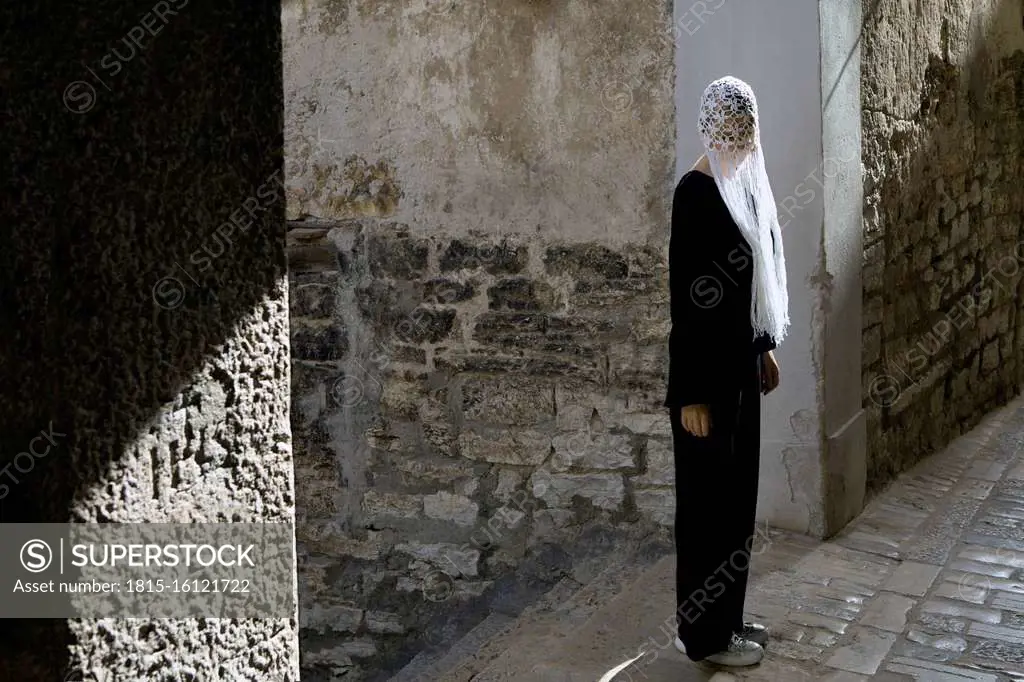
[432,396,1024,681]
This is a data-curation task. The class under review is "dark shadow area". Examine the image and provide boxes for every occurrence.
[0,0,285,678]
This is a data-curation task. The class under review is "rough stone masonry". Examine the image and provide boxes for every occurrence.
[282,1,675,677]
[2,0,298,680]
[861,0,1024,491]
[287,223,680,678]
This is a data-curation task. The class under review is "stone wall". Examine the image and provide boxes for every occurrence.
[287,221,681,678]
[1,0,297,679]
[861,0,1024,491]
[283,1,675,678]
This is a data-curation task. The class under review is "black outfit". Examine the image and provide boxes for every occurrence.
[664,170,776,661]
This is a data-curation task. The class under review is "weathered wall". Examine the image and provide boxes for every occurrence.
[862,0,1024,490]
[282,0,675,678]
[1,0,298,679]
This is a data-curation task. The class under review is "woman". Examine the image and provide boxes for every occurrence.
[665,76,789,667]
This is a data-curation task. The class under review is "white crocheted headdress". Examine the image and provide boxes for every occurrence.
[698,76,789,344]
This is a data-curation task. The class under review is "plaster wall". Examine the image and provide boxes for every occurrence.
[283,1,678,677]
[675,0,832,535]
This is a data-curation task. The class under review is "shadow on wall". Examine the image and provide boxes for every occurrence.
[0,0,286,678]
[862,0,1024,491]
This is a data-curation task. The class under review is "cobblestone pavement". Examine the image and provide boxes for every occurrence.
[455,397,1024,681]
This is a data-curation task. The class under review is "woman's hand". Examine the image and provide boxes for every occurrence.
[761,350,780,394]
[681,405,712,437]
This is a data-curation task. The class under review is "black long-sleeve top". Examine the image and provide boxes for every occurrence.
[664,170,776,408]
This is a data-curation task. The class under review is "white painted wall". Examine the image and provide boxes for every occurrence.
[674,0,828,533]
[819,0,866,535]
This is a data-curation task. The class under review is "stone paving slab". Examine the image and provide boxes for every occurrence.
[430,397,1024,681]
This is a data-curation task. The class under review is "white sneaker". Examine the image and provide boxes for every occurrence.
[703,634,764,667]
[739,621,768,647]
[675,623,769,655]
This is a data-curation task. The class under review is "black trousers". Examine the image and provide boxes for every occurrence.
[669,355,761,661]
